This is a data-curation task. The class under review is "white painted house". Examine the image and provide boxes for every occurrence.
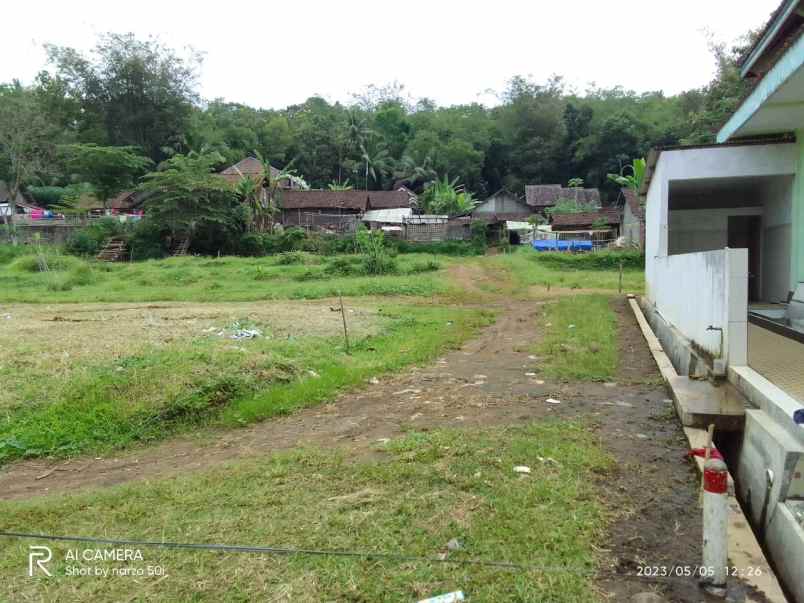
[643,3,804,597]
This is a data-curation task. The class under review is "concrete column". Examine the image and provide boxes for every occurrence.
[792,131,804,290]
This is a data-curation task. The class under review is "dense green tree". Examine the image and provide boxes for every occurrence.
[0,29,761,209]
[0,84,59,243]
[43,33,201,161]
[138,153,241,242]
[58,143,153,205]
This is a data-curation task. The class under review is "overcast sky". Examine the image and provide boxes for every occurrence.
[2,0,779,109]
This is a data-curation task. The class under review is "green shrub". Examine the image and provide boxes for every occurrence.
[237,233,265,257]
[325,256,359,276]
[0,244,31,265]
[67,264,96,286]
[531,249,644,270]
[276,251,318,265]
[128,219,166,260]
[407,260,441,274]
[392,240,483,256]
[8,253,82,272]
[65,218,127,257]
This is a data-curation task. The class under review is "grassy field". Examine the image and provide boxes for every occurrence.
[490,249,644,293]
[0,302,492,464]
[0,250,452,303]
[534,295,618,381]
[0,421,612,601]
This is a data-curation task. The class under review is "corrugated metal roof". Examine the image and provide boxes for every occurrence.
[362,207,412,224]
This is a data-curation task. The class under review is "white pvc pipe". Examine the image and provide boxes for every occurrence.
[702,457,729,589]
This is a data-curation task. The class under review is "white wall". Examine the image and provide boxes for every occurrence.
[650,248,748,365]
[668,207,763,255]
[643,144,794,368]
[760,177,793,301]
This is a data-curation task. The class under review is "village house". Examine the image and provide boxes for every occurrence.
[471,189,531,222]
[524,183,601,216]
[279,188,415,232]
[641,2,804,597]
[620,188,645,249]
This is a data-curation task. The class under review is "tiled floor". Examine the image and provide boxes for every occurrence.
[748,323,804,403]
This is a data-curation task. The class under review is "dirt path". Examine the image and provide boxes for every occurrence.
[0,289,758,601]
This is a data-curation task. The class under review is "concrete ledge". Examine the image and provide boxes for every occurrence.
[630,297,746,430]
[729,365,804,444]
[629,297,787,603]
[669,375,745,431]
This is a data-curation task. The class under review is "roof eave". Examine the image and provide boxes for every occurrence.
[717,32,804,142]
[741,0,800,78]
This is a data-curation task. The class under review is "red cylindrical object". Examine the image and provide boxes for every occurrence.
[704,462,728,494]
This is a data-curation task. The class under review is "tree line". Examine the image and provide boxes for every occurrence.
[0,31,754,211]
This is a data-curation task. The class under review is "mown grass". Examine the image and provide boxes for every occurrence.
[535,294,618,381]
[491,248,645,293]
[0,251,452,303]
[0,421,612,601]
[0,305,493,465]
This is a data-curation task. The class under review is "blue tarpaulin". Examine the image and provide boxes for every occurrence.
[532,239,593,252]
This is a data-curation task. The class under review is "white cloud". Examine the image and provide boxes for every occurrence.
[1,0,779,108]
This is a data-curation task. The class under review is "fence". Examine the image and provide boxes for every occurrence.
[403,215,449,242]
[296,213,359,234]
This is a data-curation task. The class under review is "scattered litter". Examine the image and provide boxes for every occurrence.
[369,377,380,385]
[545,398,561,405]
[528,355,537,360]
[393,388,421,395]
[615,401,633,408]
[115,366,124,372]
[568,324,576,329]
[210,321,263,340]
[3,314,11,320]
[228,328,261,340]
[663,398,673,405]
[307,370,320,379]
[454,415,465,421]
[603,382,617,388]
[418,591,465,603]
[376,438,390,444]
[535,380,545,385]
[545,322,552,327]
[472,374,487,380]
[513,465,531,474]
[636,434,649,440]
[525,372,536,377]
[537,456,560,466]
[446,538,463,551]
[473,471,481,478]
[410,412,422,420]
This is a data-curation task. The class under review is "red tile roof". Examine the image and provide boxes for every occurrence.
[550,208,621,228]
[525,185,600,207]
[279,189,412,211]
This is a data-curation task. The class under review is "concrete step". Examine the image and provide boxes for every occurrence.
[668,375,746,431]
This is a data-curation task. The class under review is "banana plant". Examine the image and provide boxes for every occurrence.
[607,157,646,192]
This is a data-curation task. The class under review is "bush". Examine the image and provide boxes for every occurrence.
[237,233,265,257]
[532,249,644,270]
[8,253,82,273]
[407,260,441,274]
[361,253,398,275]
[325,256,360,276]
[392,240,483,256]
[64,218,127,257]
[0,244,30,265]
[128,219,167,260]
[276,251,319,265]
